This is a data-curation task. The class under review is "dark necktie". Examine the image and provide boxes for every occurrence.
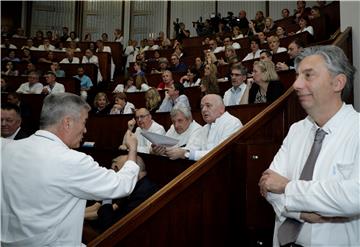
[277,128,327,246]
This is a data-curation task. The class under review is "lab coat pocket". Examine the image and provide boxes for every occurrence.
[335,162,355,179]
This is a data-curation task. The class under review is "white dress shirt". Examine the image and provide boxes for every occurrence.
[16,82,43,94]
[242,50,261,61]
[135,121,166,153]
[43,82,65,94]
[166,120,202,147]
[1,130,139,246]
[60,57,80,64]
[266,104,360,247]
[186,111,243,160]
[296,26,314,36]
[223,83,247,106]
[110,102,135,115]
[157,94,191,113]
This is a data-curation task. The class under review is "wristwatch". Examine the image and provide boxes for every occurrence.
[184,149,190,159]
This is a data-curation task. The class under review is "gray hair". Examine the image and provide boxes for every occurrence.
[40,93,91,129]
[170,104,192,120]
[231,63,248,76]
[295,45,356,101]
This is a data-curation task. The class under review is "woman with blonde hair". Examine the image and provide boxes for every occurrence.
[91,92,111,114]
[145,87,161,113]
[240,60,284,104]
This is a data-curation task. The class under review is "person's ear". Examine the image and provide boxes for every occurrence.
[332,73,346,93]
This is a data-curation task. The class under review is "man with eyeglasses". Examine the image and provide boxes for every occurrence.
[120,108,165,154]
[223,64,248,106]
[16,71,43,94]
[42,71,65,95]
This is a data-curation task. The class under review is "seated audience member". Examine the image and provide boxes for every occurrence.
[113,76,136,93]
[151,57,169,74]
[293,0,311,23]
[208,39,224,54]
[276,26,287,39]
[253,10,266,32]
[37,38,55,51]
[84,154,158,232]
[232,26,244,40]
[42,71,65,95]
[281,8,290,18]
[135,75,150,92]
[132,61,145,77]
[50,62,66,78]
[21,39,38,50]
[73,66,93,100]
[218,45,239,65]
[66,31,80,42]
[276,39,305,71]
[38,51,56,64]
[145,87,162,113]
[82,48,102,82]
[16,72,43,94]
[152,105,202,155]
[120,108,165,153]
[268,35,287,54]
[165,94,242,161]
[258,45,359,247]
[260,49,273,62]
[1,61,19,76]
[200,74,220,96]
[157,82,190,112]
[20,48,34,63]
[241,60,284,104]
[1,50,20,62]
[83,32,92,41]
[263,17,277,34]
[7,92,31,118]
[223,64,248,106]
[21,62,43,77]
[147,38,160,50]
[170,54,187,73]
[193,57,204,75]
[1,103,29,140]
[257,31,267,45]
[157,70,174,90]
[180,68,201,87]
[295,16,314,36]
[12,27,26,38]
[110,93,135,115]
[91,92,111,115]
[1,38,17,49]
[242,39,261,61]
[158,31,171,49]
[223,36,241,50]
[60,49,80,64]
[309,6,321,19]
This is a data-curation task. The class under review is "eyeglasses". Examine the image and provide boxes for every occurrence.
[135,114,149,120]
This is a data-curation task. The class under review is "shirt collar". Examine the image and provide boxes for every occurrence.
[34,130,69,148]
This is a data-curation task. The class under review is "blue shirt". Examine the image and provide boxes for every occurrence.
[74,75,93,89]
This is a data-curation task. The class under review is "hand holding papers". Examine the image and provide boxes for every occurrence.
[141,131,178,147]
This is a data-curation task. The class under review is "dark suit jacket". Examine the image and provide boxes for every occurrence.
[97,176,158,231]
[14,128,30,140]
[248,80,284,104]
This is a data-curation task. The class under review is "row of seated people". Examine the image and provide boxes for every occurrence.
[1,37,122,72]
[1,48,110,82]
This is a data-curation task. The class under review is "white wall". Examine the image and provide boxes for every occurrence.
[31,1,75,37]
[83,1,123,42]
[340,1,360,111]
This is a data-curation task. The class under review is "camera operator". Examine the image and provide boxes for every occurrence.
[194,17,214,37]
[230,10,249,34]
[173,19,190,42]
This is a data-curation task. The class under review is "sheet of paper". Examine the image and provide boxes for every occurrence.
[140,131,178,147]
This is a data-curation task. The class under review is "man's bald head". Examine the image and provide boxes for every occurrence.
[200,94,225,124]
[111,155,146,178]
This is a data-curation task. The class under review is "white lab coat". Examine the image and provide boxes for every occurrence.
[1,130,139,246]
